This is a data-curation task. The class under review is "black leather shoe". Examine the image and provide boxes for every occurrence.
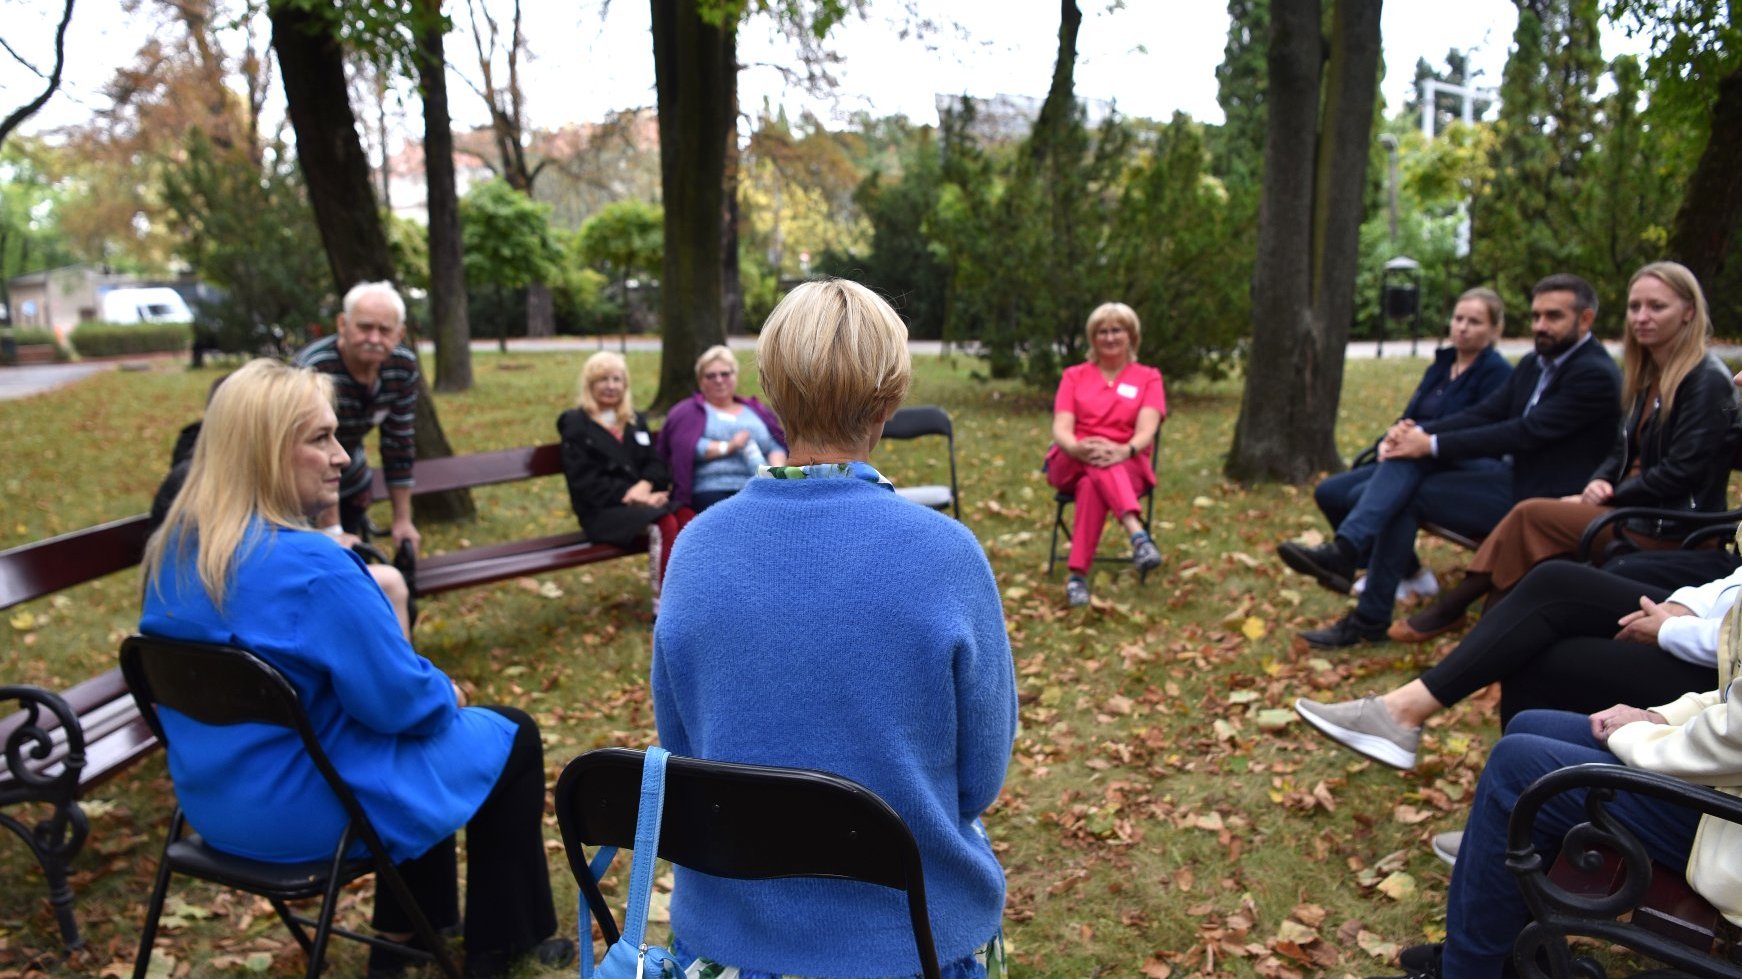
[1299,612,1389,649]
[1277,538,1357,594]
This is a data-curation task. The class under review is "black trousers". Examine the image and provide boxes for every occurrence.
[372,706,557,968]
[1602,546,1740,591]
[1419,561,1716,727]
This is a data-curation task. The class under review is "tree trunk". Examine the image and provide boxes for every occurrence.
[273,0,473,523]
[271,1,393,288]
[650,0,736,409]
[1225,0,1382,484]
[525,281,554,337]
[722,85,746,336]
[416,0,474,393]
[1668,62,1742,289]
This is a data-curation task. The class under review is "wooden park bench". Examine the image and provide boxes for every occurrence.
[368,442,643,596]
[0,514,159,952]
[1508,763,1741,978]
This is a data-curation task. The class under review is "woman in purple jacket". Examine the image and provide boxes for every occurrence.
[656,345,788,512]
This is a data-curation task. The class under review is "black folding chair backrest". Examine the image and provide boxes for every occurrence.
[555,746,942,979]
[118,634,459,979]
[880,405,960,519]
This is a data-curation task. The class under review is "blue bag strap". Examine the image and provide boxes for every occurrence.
[578,746,670,979]
[620,745,670,946]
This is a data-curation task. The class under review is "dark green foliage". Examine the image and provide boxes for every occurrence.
[1468,0,1603,307]
[160,130,330,354]
[68,322,193,357]
[927,101,1249,387]
[460,179,564,343]
[827,131,949,338]
[1210,0,1269,190]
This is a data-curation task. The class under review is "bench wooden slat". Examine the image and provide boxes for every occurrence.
[1548,846,1721,951]
[417,535,637,596]
[0,515,152,610]
[0,671,154,789]
[369,444,564,498]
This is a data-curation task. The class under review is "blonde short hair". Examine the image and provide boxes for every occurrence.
[757,279,911,450]
[694,345,738,382]
[575,351,635,419]
[144,359,335,610]
[1085,302,1141,358]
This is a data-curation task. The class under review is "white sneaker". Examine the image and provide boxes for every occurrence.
[1351,567,1441,601]
[1294,696,1420,769]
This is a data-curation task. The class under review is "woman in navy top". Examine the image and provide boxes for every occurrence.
[1313,287,1513,600]
[139,359,569,977]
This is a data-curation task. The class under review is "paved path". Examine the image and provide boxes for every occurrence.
[0,362,109,400]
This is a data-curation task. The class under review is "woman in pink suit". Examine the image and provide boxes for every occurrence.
[1045,302,1167,607]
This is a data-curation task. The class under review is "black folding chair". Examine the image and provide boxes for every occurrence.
[119,635,460,979]
[880,405,961,519]
[554,746,943,979]
[1046,429,1162,578]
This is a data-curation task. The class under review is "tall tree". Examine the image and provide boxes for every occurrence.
[271,0,474,524]
[1612,0,1742,290]
[1210,0,1268,189]
[414,0,474,391]
[1225,0,1383,483]
[1466,0,1601,303]
[649,0,738,408]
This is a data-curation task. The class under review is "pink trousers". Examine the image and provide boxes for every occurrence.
[1047,452,1154,575]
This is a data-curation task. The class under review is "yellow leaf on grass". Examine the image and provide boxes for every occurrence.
[1255,708,1295,731]
[1241,616,1267,640]
[1376,871,1417,901]
[1275,919,1319,944]
[9,611,36,631]
[1191,496,1217,508]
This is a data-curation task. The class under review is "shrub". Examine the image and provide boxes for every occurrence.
[69,322,193,358]
[1,328,71,363]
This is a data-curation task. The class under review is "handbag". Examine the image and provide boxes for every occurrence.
[580,745,682,979]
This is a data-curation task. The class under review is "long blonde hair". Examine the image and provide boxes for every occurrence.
[574,351,635,420]
[1621,261,1713,423]
[144,359,335,610]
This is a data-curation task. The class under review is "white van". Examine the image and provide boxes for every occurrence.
[98,287,193,325]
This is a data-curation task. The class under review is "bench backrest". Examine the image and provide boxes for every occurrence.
[369,443,564,497]
[0,514,152,611]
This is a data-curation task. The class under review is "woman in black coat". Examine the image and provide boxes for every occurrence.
[557,352,683,604]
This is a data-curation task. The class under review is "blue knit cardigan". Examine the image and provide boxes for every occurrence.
[652,474,1017,976]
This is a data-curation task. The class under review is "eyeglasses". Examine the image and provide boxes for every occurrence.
[702,371,735,381]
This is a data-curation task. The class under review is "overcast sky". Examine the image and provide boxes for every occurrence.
[2,1,1646,143]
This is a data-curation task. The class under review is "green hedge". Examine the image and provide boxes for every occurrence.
[1,328,70,363]
[69,322,193,358]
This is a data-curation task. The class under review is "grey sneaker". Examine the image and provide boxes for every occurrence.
[1293,696,1419,769]
[1065,576,1091,607]
[1432,830,1461,866]
[1132,536,1162,572]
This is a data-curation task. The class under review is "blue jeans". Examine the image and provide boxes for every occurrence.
[1443,710,1700,979]
[1314,465,1377,529]
[1349,458,1513,624]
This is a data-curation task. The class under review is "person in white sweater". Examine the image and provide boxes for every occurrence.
[1376,600,1742,979]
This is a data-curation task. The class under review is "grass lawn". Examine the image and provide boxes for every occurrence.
[2,350,1520,977]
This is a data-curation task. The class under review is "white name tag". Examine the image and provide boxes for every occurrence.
[634,430,651,446]
[1116,383,1139,399]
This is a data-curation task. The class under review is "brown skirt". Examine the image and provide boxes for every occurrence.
[1469,497,1681,588]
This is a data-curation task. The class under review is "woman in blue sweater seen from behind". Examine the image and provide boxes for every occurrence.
[652,279,1018,978]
